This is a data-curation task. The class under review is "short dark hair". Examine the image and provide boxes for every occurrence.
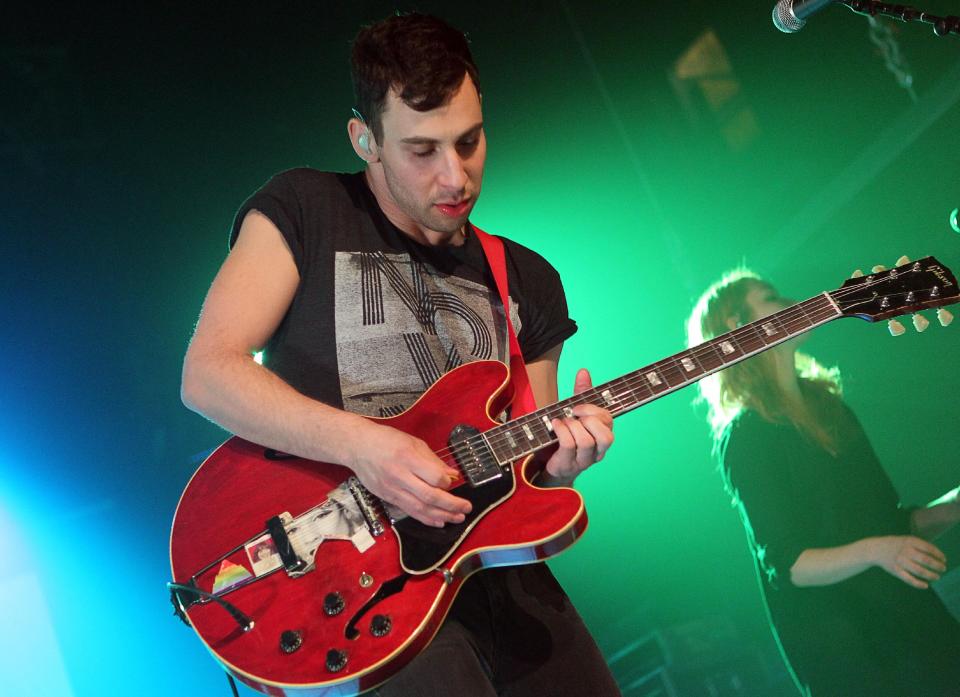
[350,13,481,143]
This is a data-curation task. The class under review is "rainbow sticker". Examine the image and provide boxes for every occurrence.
[212,559,253,594]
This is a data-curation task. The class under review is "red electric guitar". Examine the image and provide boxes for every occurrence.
[169,257,957,696]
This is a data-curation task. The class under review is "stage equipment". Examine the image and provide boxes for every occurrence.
[773,0,960,37]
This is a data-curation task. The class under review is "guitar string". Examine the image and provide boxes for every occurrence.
[216,271,944,575]
[475,281,938,462]
[318,267,945,506]
[472,298,837,464]
[432,268,946,469]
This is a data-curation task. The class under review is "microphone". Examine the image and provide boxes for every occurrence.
[772,0,838,33]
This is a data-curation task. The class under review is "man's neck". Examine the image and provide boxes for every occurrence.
[363,168,466,247]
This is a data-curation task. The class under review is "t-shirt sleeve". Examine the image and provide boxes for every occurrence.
[503,239,577,361]
[723,415,824,584]
[228,169,307,272]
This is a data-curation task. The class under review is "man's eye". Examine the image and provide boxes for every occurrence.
[414,149,435,158]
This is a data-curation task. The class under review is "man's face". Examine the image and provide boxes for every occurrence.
[375,75,486,239]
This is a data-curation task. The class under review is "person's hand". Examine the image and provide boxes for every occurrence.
[543,369,614,482]
[347,422,472,528]
[869,535,947,589]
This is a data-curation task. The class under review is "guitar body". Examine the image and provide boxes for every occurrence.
[169,360,587,696]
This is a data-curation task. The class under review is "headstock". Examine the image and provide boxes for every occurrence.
[831,256,958,323]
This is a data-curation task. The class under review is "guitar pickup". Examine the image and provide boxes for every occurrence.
[449,425,502,487]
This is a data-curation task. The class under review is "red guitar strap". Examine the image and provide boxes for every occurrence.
[472,225,538,418]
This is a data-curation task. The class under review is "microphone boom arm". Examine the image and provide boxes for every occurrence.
[841,1,960,38]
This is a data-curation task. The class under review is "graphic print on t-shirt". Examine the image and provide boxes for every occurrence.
[335,251,520,418]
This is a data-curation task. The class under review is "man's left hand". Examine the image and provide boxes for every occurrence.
[543,368,614,483]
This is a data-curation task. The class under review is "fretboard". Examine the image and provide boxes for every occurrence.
[481,292,842,465]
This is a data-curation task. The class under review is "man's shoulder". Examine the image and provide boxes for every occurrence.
[266,167,356,194]
[475,227,559,277]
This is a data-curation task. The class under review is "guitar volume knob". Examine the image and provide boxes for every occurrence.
[326,648,348,672]
[323,592,345,616]
[370,614,392,637]
[279,629,302,654]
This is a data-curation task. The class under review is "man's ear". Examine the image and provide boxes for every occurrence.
[347,118,378,162]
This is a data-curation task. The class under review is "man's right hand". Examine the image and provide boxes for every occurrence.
[870,535,947,589]
[347,421,473,528]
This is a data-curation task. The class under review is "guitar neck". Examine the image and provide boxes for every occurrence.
[483,292,842,465]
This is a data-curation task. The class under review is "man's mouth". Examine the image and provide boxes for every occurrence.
[435,199,472,217]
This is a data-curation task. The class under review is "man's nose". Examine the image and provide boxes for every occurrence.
[437,148,468,191]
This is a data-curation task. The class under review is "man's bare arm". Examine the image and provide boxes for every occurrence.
[181,211,470,526]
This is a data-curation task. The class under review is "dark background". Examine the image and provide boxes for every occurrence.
[2,2,958,695]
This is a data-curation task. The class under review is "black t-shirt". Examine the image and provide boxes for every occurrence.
[722,386,960,696]
[229,168,576,414]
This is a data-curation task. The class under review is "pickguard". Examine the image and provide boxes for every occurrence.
[393,467,515,573]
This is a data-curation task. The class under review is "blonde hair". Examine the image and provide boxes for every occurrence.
[686,268,842,453]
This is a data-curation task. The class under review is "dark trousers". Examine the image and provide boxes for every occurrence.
[374,565,621,697]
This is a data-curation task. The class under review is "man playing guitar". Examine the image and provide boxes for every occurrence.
[180,12,619,697]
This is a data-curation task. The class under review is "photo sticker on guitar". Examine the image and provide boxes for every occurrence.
[245,536,283,577]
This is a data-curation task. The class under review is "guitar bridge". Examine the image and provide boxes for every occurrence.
[266,515,308,575]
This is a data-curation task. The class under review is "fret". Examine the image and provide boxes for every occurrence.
[656,360,687,389]
[677,351,705,379]
[806,296,839,323]
[600,388,619,409]
[785,302,817,330]
[734,325,766,354]
[524,415,553,449]
[521,422,536,442]
[690,342,725,372]
[755,314,789,345]
[713,334,745,363]
[607,379,643,412]
[489,424,526,463]
[642,368,669,395]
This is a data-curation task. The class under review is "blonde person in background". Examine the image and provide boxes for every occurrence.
[687,268,960,697]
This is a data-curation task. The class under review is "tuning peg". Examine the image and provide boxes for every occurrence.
[872,265,887,273]
[912,313,930,333]
[937,308,954,327]
[896,255,910,266]
[888,319,906,336]
[851,269,864,278]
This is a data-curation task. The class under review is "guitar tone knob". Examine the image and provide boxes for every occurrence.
[370,614,392,637]
[326,648,348,672]
[279,629,302,654]
[323,592,345,616]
